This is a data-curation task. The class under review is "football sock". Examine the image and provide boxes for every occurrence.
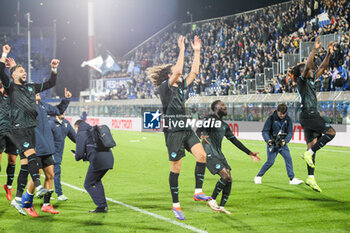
[195,162,206,189]
[16,165,28,198]
[7,164,16,186]
[211,178,228,200]
[307,152,316,175]
[220,181,232,207]
[27,154,41,187]
[169,172,179,203]
[307,149,314,155]
[194,188,202,194]
[44,190,54,205]
[311,134,335,152]
[172,202,180,208]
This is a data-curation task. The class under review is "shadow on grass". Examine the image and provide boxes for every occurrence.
[6,209,171,233]
[263,184,350,213]
[0,209,7,218]
[64,215,172,232]
[212,214,259,233]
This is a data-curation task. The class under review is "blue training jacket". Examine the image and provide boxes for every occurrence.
[49,117,76,164]
[262,110,293,144]
[35,99,69,156]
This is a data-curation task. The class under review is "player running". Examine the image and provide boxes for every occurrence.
[197,100,260,214]
[0,45,59,215]
[291,38,336,192]
[147,35,211,220]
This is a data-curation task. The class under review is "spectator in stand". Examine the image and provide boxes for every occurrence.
[267,83,274,93]
[273,80,281,93]
[322,70,332,91]
[334,73,344,91]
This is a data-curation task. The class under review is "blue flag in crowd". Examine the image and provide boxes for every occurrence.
[101,51,121,75]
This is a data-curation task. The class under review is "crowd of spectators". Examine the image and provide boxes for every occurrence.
[94,0,349,100]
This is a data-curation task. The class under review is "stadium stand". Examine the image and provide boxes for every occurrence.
[89,0,349,100]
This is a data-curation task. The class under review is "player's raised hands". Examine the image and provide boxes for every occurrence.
[249,152,261,162]
[328,41,334,54]
[191,35,201,52]
[51,59,60,69]
[178,35,185,50]
[5,58,16,68]
[313,37,321,50]
[64,88,72,99]
[2,45,11,54]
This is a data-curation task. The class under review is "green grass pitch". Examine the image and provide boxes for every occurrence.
[0,130,349,233]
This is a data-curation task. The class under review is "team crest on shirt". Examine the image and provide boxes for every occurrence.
[28,87,33,92]
[65,123,68,127]
[171,152,177,158]
[215,164,221,169]
[179,88,183,94]
[23,142,30,148]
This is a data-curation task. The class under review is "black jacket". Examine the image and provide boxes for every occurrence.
[75,121,114,171]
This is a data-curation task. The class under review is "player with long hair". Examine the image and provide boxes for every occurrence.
[147,35,211,220]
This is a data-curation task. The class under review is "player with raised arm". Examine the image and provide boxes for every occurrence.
[147,36,211,220]
[291,38,336,192]
[0,45,59,215]
[197,100,261,214]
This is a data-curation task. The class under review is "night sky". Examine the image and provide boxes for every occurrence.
[0,0,290,97]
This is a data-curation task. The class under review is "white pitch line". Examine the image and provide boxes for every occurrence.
[61,181,208,233]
